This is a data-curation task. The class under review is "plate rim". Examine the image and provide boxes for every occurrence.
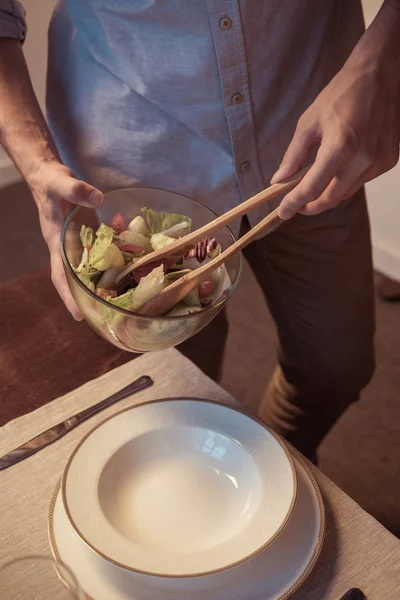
[61,397,298,578]
[50,445,325,600]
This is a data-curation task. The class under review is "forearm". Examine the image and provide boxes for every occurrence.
[352,0,400,85]
[273,0,400,218]
[0,38,61,184]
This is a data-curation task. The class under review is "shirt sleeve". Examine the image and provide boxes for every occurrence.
[0,1,26,42]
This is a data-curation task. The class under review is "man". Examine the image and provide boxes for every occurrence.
[0,1,399,458]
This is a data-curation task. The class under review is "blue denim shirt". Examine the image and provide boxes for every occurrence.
[1,0,365,233]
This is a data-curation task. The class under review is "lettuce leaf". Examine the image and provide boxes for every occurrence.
[75,225,96,273]
[127,215,149,236]
[107,288,135,310]
[102,264,165,321]
[91,243,125,271]
[131,264,165,310]
[97,287,133,326]
[202,265,231,304]
[150,233,175,251]
[142,207,191,236]
[89,224,115,269]
[177,256,201,271]
[75,265,97,292]
[117,229,152,253]
[74,225,99,288]
[207,242,222,259]
[75,247,89,273]
[182,290,201,307]
[164,268,191,282]
[95,223,114,242]
[161,222,191,238]
[80,225,94,248]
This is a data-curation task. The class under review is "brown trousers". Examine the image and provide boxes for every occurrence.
[179,188,375,459]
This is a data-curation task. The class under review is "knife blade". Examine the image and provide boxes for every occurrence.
[0,375,153,471]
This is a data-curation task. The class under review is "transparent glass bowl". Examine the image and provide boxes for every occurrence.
[61,187,242,353]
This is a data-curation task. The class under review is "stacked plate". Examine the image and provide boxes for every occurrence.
[48,398,325,600]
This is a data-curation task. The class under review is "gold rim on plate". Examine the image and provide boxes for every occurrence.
[49,445,325,600]
[60,398,298,578]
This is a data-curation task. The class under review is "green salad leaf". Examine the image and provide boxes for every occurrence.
[131,264,165,309]
[164,268,191,282]
[76,265,98,292]
[88,224,124,270]
[92,243,124,271]
[182,290,201,307]
[150,233,175,251]
[127,215,149,236]
[107,288,135,310]
[80,225,94,249]
[89,224,113,265]
[117,229,152,253]
[142,207,191,237]
[100,264,166,325]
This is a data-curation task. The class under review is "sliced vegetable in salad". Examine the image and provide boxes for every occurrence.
[73,207,230,317]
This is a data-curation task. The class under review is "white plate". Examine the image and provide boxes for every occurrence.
[61,399,297,576]
[49,449,325,600]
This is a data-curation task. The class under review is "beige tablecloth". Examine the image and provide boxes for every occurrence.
[1,349,399,599]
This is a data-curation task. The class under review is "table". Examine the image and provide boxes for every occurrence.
[1,349,400,599]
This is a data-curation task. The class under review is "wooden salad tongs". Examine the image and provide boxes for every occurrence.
[135,165,311,316]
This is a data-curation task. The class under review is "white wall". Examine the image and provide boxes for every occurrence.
[0,0,399,280]
[362,0,400,281]
[0,0,56,186]
[23,0,56,111]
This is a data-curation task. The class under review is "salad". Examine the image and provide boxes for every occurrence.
[73,207,230,318]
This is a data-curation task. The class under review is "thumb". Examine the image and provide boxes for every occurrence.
[51,172,103,208]
[271,124,318,184]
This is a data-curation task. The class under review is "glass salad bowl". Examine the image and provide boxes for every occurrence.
[61,187,242,353]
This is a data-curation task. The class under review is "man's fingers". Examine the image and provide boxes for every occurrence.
[298,173,362,216]
[34,167,101,319]
[49,173,103,209]
[277,141,349,220]
[297,155,375,216]
[48,236,84,321]
[271,123,318,184]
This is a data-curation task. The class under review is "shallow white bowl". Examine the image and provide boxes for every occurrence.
[51,450,324,600]
[62,399,297,578]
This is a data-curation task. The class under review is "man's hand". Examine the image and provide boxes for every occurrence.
[29,163,103,320]
[273,0,400,220]
[0,39,104,320]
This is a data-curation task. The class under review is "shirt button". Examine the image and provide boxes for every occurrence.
[240,161,250,172]
[219,17,232,30]
[231,92,243,105]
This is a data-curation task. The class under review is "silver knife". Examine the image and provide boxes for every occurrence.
[0,375,153,471]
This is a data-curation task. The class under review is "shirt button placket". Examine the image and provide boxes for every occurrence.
[211,3,264,203]
[231,94,248,174]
